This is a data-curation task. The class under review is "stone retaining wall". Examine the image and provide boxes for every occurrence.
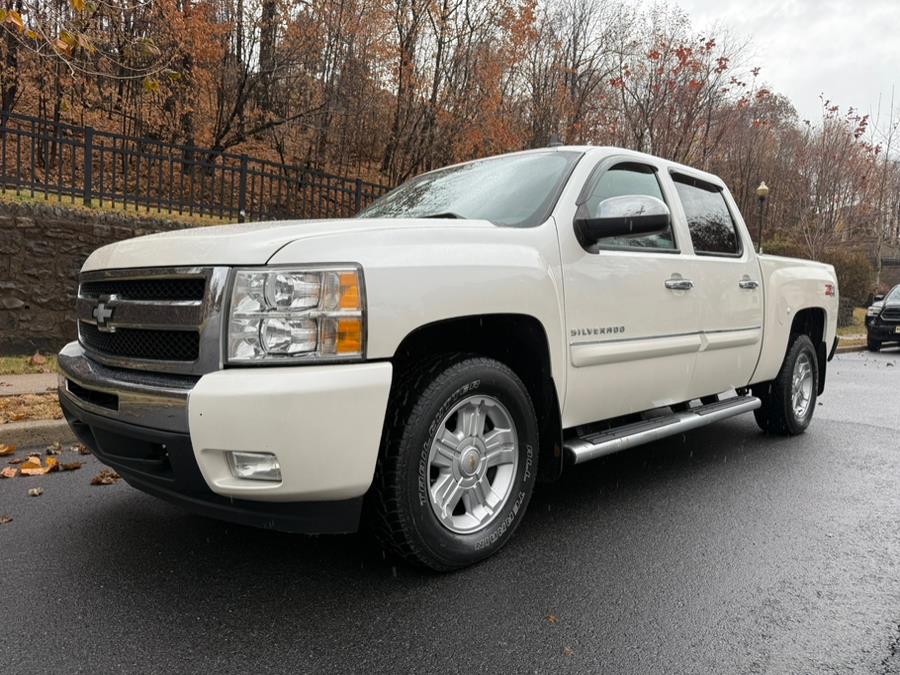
[0,203,194,354]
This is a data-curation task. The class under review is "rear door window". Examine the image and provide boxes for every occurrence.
[672,174,741,256]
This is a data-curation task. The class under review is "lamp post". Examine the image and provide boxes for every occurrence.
[756,181,769,253]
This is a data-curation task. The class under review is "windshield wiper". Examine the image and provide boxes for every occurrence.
[420,212,466,219]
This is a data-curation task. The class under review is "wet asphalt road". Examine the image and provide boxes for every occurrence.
[2,350,900,674]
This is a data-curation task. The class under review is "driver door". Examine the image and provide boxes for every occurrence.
[560,157,702,427]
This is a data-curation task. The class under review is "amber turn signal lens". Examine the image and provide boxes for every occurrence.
[339,272,361,310]
[336,317,363,354]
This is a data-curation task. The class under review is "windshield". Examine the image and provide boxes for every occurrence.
[358,151,583,227]
[888,286,900,302]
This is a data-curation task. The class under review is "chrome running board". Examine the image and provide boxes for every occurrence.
[564,395,761,465]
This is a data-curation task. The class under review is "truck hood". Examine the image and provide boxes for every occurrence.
[82,218,494,272]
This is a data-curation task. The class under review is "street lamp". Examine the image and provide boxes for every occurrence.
[756,181,769,253]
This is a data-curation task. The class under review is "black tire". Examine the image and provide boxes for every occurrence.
[368,356,539,571]
[753,334,819,436]
[868,338,881,352]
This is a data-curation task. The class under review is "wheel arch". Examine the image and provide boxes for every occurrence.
[789,307,828,395]
[391,314,564,482]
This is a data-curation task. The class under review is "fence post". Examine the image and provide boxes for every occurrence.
[238,155,248,222]
[354,178,362,213]
[83,126,94,206]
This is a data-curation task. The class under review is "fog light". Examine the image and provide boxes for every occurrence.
[226,451,282,481]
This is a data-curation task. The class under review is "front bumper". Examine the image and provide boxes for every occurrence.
[58,342,393,533]
[866,320,900,343]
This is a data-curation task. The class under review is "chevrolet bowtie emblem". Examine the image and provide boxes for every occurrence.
[92,296,117,332]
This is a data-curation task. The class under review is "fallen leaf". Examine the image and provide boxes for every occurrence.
[60,462,83,472]
[27,487,44,497]
[0,515,11,525]
[8,412,27,421]
[90,469,121,486]
[71,443,91,456]
[29,352,47,366]
[563,646,574,657]
[545,614,559,625]
[46,441,62,456]
[19,456,58,476]
[0,444,15,456]
[8,458,24,465]
[1,467,17,478]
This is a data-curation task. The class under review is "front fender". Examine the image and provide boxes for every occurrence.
[267,222,567,400]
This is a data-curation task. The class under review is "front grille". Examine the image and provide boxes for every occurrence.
[80,278,206,301]
[80,323,200,362]
[77,267,226,375]
[881,307,900,322]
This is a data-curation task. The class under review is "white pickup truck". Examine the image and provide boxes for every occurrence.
[58,147,838,570]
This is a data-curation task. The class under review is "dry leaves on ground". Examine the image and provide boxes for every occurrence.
[19,456,59,476]
[0,393,62,425]
[1,467,17,478]
[45,441,62,456]
[0,515,12,524]
[27,487,44,497]
[545,614,559,625]
[60,462,83,472]
[90,469,120,486]
[0,444,15,456]
[71,443,90,456]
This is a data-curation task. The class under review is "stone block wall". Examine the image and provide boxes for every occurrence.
[0,203,194,354]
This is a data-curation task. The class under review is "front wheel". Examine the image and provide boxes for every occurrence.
[753,334,819,435]
[369,357,538,571]
[868,338,881,352]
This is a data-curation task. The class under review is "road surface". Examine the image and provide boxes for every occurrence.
[1,350,899,673]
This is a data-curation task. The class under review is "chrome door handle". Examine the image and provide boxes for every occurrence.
[739,279,760,290]
[665,278,694,291]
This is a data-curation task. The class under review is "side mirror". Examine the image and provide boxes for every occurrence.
[575,195,671,244]
[874,294,885,303]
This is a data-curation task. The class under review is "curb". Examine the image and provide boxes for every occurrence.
[0,419,74,449]
[836,345,865,353]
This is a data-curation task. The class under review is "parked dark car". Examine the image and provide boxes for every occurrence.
[866,285,900,351]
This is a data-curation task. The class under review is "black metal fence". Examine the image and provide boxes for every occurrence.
[0,112,391,222]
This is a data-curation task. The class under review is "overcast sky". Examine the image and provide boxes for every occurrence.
[653,0,900,126]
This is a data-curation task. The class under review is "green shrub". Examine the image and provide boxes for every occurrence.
[822,250,874,326]
[762,236,806,259]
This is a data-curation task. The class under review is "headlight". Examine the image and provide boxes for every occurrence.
[227,265,364,363]
[867,304,883,318]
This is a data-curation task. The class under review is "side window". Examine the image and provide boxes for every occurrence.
[672,174,741,256]
[580,162,676,252]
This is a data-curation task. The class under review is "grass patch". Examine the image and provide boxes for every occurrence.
[836,307,867,337]
[0,187,236,228]
[0,355,58,376]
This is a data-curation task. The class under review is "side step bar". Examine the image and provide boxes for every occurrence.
[564,395,761,465]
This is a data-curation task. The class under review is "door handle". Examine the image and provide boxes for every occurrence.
[738,279,760,290]
[665,278,694,291]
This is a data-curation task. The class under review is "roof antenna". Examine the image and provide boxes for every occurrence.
[547,132,563,147]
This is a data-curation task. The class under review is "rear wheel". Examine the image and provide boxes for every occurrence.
[753,334,819,435]
[369,357,538,571]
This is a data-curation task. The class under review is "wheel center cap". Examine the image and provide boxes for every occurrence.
[459,447,481,477]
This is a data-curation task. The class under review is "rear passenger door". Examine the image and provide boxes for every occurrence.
[668,172,763,398]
